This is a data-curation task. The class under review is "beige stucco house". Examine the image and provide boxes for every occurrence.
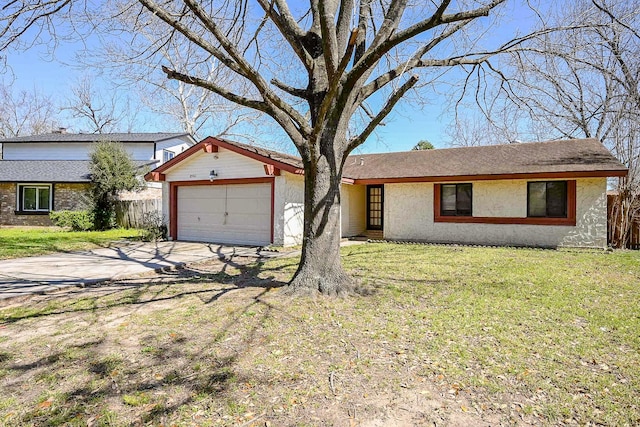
[146,137,627,248]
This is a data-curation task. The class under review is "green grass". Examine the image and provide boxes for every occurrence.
[0,227,141,259]
[0,244,638,426]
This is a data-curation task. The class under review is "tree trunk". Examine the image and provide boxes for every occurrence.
[286,142,354,296]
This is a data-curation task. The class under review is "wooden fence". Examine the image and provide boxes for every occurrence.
[114,199,162,229]
[607,195,640,249]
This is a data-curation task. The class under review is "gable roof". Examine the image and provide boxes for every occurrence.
[0,160,158,183]
[146,137,304,180]
[0,132,192,144]
[343,138,628,182]
[146,137,627,183]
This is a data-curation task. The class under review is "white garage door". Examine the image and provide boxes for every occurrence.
[177,183,271,245]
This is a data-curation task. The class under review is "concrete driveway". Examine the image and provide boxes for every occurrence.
[0,241,280,300]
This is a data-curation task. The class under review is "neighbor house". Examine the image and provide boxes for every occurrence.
[145,137,627,248]
[0,131,196,226]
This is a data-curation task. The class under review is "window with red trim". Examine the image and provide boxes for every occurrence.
[527,181,568,218]
[440,183,472,216]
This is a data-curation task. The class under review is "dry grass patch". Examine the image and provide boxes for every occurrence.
[0,243,639,426]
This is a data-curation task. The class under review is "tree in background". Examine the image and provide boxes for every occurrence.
[413,140,435,150]
[89,141,143,230]
[0,84,57,137]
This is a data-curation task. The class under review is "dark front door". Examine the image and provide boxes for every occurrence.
[367,185,384,230]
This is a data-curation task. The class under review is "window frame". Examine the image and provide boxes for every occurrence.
[16,183,53,214]
[434,180,576,226]
[162,149,175,163]
[439,183,473,217]
[527,181,568,218]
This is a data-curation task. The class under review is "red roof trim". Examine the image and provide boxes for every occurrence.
[145,137,303,181]
[145,138,628,183]
[205,137,303,174]
[353,169,627,185]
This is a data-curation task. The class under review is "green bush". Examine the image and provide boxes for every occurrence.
[139,210,167,242]
[49,210,95,231]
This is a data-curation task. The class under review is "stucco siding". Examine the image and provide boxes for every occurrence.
[283,174,304,246]
[384,178,608,248]
[473,180,527,217]
[164,148,266,182]
[341,184,366,237]
[3,142,154,161]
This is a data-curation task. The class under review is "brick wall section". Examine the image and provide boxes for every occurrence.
[55,183,91,211]
[0,183,90,226]
[0,183,18,225]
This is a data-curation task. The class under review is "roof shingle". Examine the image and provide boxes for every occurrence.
[0,132,190,144]
[0,160,158,182]
[342,138,627,180]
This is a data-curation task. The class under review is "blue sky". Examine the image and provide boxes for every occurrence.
[1,1,539,153]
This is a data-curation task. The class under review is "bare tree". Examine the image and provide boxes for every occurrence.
[62,76,125,134]
[91,14,264,141]
[447,0,639,246]
[0,83,58,137]
[2,0,543,294]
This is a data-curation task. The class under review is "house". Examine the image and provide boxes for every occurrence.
[145,137,628,248]
[0,131,196,226]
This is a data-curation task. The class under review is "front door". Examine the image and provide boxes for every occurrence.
[367,185,384,230]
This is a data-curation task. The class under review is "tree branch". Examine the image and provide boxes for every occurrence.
[255,0,311,69]
[162,66,268,112]
[347,75,419,152]
[271,78,309,99]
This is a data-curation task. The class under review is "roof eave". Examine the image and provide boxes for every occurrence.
[349,169,629,184]
[145,137,304,181]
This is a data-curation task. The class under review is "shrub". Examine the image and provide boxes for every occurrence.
[139,210,167,242]
[89,141,144,230]
[50,210,95,231]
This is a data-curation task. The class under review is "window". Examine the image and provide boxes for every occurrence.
[17,184,52,213]
[440,183,472,216]
[527,181,567,218]
[163,150,175,163]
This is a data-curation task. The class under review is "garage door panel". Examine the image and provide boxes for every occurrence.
[177,183,271,246]
[226,198,269,213]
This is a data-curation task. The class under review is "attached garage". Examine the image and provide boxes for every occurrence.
[147,138,306,247]
[176,183,272,245]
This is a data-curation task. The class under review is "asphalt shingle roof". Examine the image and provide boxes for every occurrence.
[0,132,190,144]
[217,138,304,169]
[0,160,158,182]
[342,138,627,180]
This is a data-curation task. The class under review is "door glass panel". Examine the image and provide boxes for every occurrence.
[367,186,383,230]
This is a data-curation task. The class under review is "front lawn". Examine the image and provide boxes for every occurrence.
[0,244,638,426]
[0,227,141,259]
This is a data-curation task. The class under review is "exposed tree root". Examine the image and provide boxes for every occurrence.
[283,267,359,297]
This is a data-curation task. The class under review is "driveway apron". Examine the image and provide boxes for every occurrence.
[0,241,266,300]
